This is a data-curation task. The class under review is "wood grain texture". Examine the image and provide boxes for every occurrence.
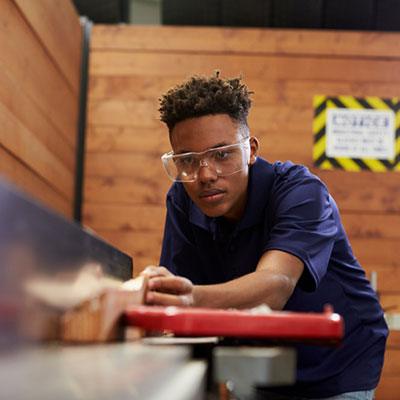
[375,377,400,400]
[350,238,398,267]
[83,176,169,206]
[0,145,71,215]
[0,101,74,200]
[364,266,400,292]
[90,51,400,84]
[0,0,79,148]
[340,213,400,240]
[381,348,400,376]
[312,169,400,212]
[0,0,81,217]
[90,25,400,59]
[387,330,400,349]
[379,293,400,314]
[0,65,75,172]
[13,0,82,94]
[90,230,163,274]
[82,204,166,232]
[85,126,170,153]
[89,75,400,106]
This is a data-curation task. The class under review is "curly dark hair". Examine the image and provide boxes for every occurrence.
[159,71,253,132]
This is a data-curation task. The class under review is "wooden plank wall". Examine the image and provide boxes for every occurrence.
[0,0,82,217]
[84,25,400,399]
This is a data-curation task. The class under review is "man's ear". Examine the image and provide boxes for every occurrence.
[249,136,259,165]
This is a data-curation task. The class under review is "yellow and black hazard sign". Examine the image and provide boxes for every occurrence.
[313,95,400,171]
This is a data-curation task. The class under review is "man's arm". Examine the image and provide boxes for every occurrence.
[142,249,304,310]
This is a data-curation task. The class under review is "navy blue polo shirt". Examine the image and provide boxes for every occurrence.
[160,157,388,397]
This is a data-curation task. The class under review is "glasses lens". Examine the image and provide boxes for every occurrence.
[162,153,197,182]
[206,142,249,177]
[161,139,250,182]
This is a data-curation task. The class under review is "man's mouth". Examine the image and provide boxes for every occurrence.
[198,189,225,203]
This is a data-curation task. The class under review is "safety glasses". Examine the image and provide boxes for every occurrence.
[161,138,251,182]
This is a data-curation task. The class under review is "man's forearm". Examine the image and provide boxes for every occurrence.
[192,270,296,310]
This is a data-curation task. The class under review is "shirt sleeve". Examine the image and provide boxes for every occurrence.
[263,165,338,292]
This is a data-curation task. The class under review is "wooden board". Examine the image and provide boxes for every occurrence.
[85,125,170,153]
[0,145,71,216]
[0,101,74,200]
[82,204,166,232]
[364,267,400,293]
[349,238,398,267]
[90,230,163,274]
[0,0,81,217]
[387,330,400,349]
[88,75,400,107]
[89,52,400,84]
[0,0,78,148]
[381,347,400,376]
[340,213,400,240]
[61,276,148,343]
[90,25,400,59]
[376,377,400,400]
[84,152,167,179]
[13,0,82,94]
[0,65,75,172]
[83,176,170,206]
[378,294,400,314]
[312,169,400,213]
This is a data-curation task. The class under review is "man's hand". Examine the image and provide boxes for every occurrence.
[140,266,194,307]
[140,250,303,310]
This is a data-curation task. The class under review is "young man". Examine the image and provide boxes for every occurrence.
[143,72,388,399]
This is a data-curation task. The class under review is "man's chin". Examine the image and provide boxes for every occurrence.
[199,205,226,219]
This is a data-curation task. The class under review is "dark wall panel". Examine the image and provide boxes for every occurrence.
[376,0,400,31]
[324,0,375,30]
[222,0,272,28]
[162,0,221,26]
[273,0,323,29]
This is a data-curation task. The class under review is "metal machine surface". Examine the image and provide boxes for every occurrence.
[0,343,206,400]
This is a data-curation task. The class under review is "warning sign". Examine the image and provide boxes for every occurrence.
[313,96,400,171]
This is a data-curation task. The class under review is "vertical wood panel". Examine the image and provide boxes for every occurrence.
[13,0,82,94]
[0,101,74,200]
[90,25,400,58]
[0,0,79,149]
[0,65,75,172]
[0,0,81,217]
[0,145,71,215]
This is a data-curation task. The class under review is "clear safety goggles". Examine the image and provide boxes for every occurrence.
[161,137,252,182]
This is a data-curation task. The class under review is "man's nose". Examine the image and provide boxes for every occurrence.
[197,159,217,182]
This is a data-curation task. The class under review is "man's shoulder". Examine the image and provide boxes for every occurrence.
[256,158,317,184]
[273,160,312,180]
[253,158,327,207]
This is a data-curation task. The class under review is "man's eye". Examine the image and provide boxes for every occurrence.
[179,157,194,166]
[216,151,230,160]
